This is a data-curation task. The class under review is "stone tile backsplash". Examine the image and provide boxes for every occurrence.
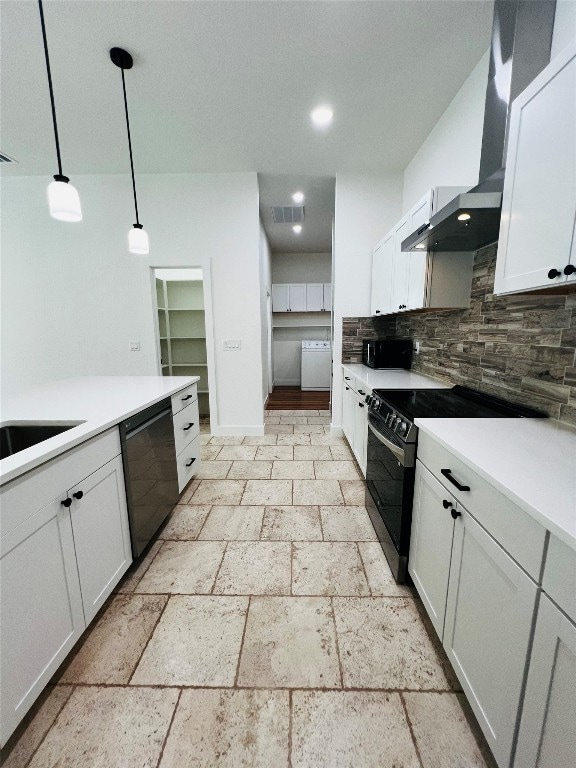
[342,244,576,425]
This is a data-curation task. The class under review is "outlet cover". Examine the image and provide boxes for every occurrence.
[223,339,241,351]
[130,341,140,351]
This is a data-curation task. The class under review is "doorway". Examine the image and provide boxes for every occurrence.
[152,268,211,418]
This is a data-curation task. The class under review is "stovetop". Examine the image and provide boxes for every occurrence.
[368,385,546,443]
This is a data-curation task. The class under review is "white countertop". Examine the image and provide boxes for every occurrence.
[415,417,576,551]
[342,364,451,391]
[0,376,199,486]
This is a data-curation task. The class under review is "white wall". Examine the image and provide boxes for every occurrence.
[1,172,264,434]
[259,221,272,405]
[551,0,576,58]
[271,252,332,283]
[402,50,490,212]
[331,173,403,429]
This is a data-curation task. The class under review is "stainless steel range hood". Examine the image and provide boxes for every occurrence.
[401,0,556,254]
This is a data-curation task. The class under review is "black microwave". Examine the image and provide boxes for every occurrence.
[362,339,413,369]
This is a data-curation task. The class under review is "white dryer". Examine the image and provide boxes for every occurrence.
[301,340,331,391]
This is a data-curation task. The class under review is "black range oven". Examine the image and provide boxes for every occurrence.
[364,385,545,584]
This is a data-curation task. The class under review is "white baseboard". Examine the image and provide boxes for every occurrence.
[330,425,344,437]
[274,379,301,386]
[211,425,265,437]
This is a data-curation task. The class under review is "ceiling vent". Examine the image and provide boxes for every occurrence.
[0,152,17,164]
[271,205,305,224]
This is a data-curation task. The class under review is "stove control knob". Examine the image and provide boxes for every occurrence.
[398,421,408,437]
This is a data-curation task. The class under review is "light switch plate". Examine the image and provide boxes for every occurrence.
[223,339,241,351]
[130,341,140,351]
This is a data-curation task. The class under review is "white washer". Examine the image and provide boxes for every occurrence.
[301,340,331,391]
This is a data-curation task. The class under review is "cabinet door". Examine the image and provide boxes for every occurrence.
[342,380,356,446]
[406,192,433,310]
[69,455,132,624]
[306,283,324,312]
[514,594,576,768]
[408,462,455,639]
[371,232,394,316]
[288,284,307,312]
[0,497,84,745]
[443,509,538,767]
[272,284,289,312]
[353,396,368,475]
[495,42,576,294]
[323,283,332,311]
[391,216,410,312]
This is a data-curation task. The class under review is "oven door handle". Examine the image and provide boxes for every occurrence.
[368,421,407,465]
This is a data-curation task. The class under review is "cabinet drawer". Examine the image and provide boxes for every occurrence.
[177,436,201,492]
[0,428,121,539]
[418,432,546,581]
[543,535,576,624]
[171,383,198,415]
[173,400,200,456]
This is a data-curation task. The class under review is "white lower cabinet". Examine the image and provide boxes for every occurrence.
[514,595,576,768]
[0,430,131,746]
[408,462,455,638]
[69,455,132,624]
[341,371,368,476]
[443,509,538,768]
[0,497,84,744]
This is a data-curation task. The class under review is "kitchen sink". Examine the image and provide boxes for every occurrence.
[0,422,83,460]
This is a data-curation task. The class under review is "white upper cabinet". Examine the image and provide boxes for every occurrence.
[371,231,395,316]
[272,283,332,312]
[390,216,411,312]
[306,283,324,311]
[371,186,473,316]
[495,41,576,295]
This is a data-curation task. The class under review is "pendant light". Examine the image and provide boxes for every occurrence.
[38,0,82,221]
[110,47,149,255]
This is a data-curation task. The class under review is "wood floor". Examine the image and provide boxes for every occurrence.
[266,386,330,411]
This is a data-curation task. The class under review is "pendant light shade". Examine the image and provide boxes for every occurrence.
[110,47,149,255]
[38,0,82,222]
[47,175,82,222]
[128,223,149,255]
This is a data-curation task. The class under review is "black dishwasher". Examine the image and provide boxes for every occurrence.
[120,398,179,558]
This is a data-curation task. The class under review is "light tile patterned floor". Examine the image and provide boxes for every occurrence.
[1,411,497,768]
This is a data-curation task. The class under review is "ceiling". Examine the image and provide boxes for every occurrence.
[1,0,493,179]
[259,174,335,252]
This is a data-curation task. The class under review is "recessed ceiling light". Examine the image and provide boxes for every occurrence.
[458,212,471,221]
[415,243,426,250]
[293,224,302,234]
[292,191,304,204]
[311,105,333,129]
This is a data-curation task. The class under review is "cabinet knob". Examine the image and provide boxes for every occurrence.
[375,310,381,314]
[358,403,365,408]
[344,377,351,381]
[185,458,196,467]
[548,268,562,279]
[564,264,576,276]
[72,491,84,500]
[450,508,462,520]
[61,497,72,508]
[442,499,453,509]
[183,423,195,431]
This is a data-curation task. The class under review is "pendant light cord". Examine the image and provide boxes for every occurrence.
[120,69,140,226]
[38,0,63,177]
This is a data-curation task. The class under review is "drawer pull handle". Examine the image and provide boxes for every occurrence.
[442,499,452,509]
[441,468,470,492]
[451,508,462,520]
[183,423,195,431]
[182,394,193,401]
[358,390,365,395]
[61,497,72,508]
[344,377,351,381]
[72,491,84,500]
[185,458,196,467]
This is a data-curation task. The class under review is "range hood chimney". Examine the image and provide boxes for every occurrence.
[401,0,556,254]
